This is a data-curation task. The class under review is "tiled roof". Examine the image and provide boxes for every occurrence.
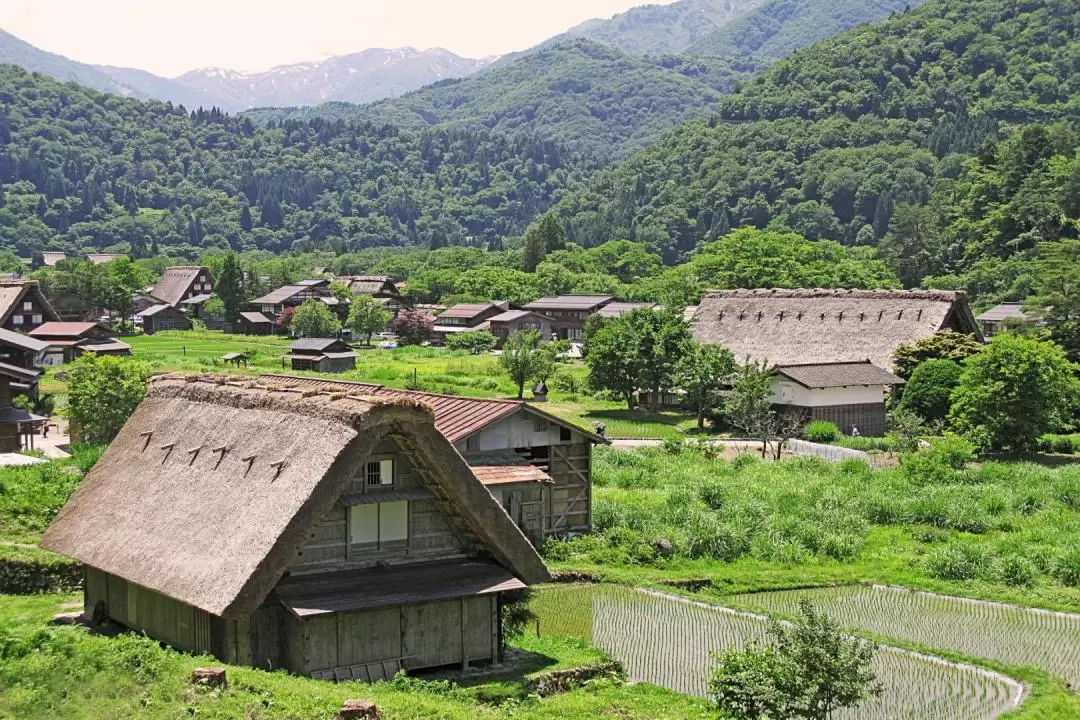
[524,295,614,311]
[438,303,497,319]
[0,327,50,353]
[775,361,905,389]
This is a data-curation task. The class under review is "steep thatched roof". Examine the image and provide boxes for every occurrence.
[690,289,981,370]
[0,281,59,326]
[151,267,211,307]
[42,375,549,619]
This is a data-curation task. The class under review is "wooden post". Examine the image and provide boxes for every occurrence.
[460,596,468,670]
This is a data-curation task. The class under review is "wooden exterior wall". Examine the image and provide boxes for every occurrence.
[487,483,545,544]
[281,596,498,676]
[547,442,591,536]
[788,402,887,437]
[144,309,191,335]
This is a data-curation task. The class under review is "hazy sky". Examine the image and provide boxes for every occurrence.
[0,0,675,77]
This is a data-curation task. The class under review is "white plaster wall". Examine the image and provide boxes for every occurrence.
[770,379,885,407]
[455,411,574,452]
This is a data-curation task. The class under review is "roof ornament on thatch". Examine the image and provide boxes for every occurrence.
[187,446,202,465]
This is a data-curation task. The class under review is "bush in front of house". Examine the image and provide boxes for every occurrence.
[804,420,841,443]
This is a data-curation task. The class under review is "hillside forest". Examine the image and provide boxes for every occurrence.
[0,0,1076,320]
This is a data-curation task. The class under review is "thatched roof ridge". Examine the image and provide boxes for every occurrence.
[43,375,546,618]
[691,288,980,370]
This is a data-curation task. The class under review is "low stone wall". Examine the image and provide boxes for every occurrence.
[526,661,626,697]
[0,555,83,594]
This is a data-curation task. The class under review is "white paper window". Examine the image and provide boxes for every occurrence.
[349,504,379,545]
[22,301,33,311]
[366,459,393,486]
[379,501,408,542]
[31,315,42,325]
[11,315,22,325]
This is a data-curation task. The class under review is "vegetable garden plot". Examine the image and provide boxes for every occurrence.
[727,584,1080,688]
[530,585,1022,720]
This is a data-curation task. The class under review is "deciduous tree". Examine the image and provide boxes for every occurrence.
[347,294,393,345]
[291,299,341,338]
[499,330,546,399]
[674,343,736,429]
[390,309,435,346]
[66,354,152,444]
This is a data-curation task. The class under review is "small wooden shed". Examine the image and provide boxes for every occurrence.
[236,311,275,336]
[284,338,358,373]
[42,376,549,678]
[136,304,192,335]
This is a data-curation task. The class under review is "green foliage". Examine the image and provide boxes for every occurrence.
[1026,240,1080,364]
[290,299,341,338]
[586,308,692,410]
[346,294,394,344]
[949,334,1080,452]
[445,330,498,355]
[499,330,547,399]
[673,343,736,429]
[709,598,882,720]
[885,407,927,454]
[899,358,963,423]
[65,354,152,444]
[523,213,566,272]
[892,332,985,381]
[215,253,245,322]
[803,421,840,443]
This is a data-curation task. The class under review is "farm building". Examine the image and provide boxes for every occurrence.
[0,366,45,451]
[770,361,905,437]
[86,253,125,265]
[262,374,607,541]
[336,276,411,315]
[488,311,555,345]
[523,296,614,340]
[151,267,214,308]
[40,251,67,268]
[236,311,276,336]
[0,327,49,371]
[29,322,131,364]
[42,376,549,677]
[689,289,982,371]
[135,304,192,335]
[974,302,1030,338]
[432,303,512,344]
[0,280,60,333]
[283,338,358,373]
[594,302,654,319]
[250,280,338,319]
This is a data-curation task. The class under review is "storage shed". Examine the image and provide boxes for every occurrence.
[42,376,549,678]
[284,338,358,373]
[136,304,192,335]
[771,361,905,437]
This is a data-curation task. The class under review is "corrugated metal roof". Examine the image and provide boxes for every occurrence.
[488,310,551,323]
[975,303,1028,322]
[439,303,497,319]
[470,464,553,486]
[0,327,50,353]
[0,361,41,382]
[289,338,347,351]
[524,295,614,311]
[239,311,273,324]
[249,285,310,305]
[775,361,904,389]
[29,322,101,338]
[180,294,212,305]
[595,302,653,318]
[275,560,525,617]
[80,340,132,353]
[135,304,173,318]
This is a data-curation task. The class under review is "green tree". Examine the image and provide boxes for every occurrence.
[892,331,985,381]
[674,343,736,429]
[878,203,945,288]
[899,358,964,424]
[291,299,341,338]
[66,354,152,444]
[725,362,806,459]
[1026,240,1080,364]
[445,330,498,355]
[949,334,1080,452]
[499,330,546,399]
[390,310,435,345]
[710,598,882,720]
[347,294,393,344]
[215,253,245,323]
[522,213,566,272]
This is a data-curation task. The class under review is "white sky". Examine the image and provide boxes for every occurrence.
[0,0,675,77]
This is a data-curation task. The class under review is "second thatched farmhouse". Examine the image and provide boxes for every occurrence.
[42,376,549,679]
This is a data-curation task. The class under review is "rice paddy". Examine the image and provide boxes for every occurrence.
[727,584,1080,689]
[529,584,1024,719]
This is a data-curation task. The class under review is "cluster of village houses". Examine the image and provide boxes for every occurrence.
[4,260,1026,681]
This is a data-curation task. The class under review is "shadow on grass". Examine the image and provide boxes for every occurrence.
[983,452,1080,467]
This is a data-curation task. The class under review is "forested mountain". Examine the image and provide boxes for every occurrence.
[244,40,754,157]
[0,64,594,258]
[556,0,1080,286]
[688,0,925,59]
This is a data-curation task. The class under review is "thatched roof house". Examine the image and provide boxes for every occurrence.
[43,375,548,677]
[689,289,981,370]
[151,267,213,308]
[0,280,59,333]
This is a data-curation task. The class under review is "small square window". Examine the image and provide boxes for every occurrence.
[534,419,549,433]
[366,459,393,486]
[560,427,572,442]
[465,436,478,452]
[11,315,23,325]
[31,315,42,325]
[22,301,33,311]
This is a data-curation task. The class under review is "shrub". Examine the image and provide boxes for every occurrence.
[805,420,841,443]
[661,437,685,454]
[899,359,963,423]
[996,554,1035,587]
[698,481,726,511]
[925,543,991,581]
[1052,547,1080,587]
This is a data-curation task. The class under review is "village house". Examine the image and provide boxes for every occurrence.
[0,327,49,371]
[135,304,192,335]
[86,253,125,265]
[594,302,654,319]
[0,366,45,451]
[40,251,67,268]
[151,267,215,310]
[0,280,60,333]
[250,279,338,319]
[337,275,411,316]
[770,361,905,436]
[431,302,513,344]
[689,289,982,370]
[523,295,615,340]
[283,338,358,373]
[488,311,555,345]
[42,376,549,678]
[236,311,276,336]
[974,302,1030,338]
[262,374,607,542]
[29,322,132,364]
